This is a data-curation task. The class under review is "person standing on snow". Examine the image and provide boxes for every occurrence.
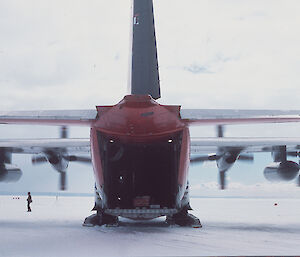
[27,192,32,212]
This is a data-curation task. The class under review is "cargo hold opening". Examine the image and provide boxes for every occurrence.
[98,131,182,209]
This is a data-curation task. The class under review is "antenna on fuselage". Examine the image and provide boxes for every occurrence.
[129,0,161,100]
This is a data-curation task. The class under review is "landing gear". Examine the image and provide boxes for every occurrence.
[83,211,119,227]
[166,207,202,228]
[83,184,119,227]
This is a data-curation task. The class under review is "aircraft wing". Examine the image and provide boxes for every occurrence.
[0,137,91,190]
[191,137,300,154]
[0,138,91,154]
[181,109,300,125]
[0,110,97,126]
[190,136,300,189]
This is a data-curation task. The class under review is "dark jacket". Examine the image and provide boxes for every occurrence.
[27,195,32,203]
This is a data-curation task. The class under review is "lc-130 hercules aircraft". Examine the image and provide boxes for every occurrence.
[1,0,300,227]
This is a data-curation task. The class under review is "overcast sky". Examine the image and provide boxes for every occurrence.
[1,0,300,196]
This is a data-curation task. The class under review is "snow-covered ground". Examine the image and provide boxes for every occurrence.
[1,196,300,257]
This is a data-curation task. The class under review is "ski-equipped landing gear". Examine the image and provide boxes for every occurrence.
[166,207,202,228]
[83,211,119,227]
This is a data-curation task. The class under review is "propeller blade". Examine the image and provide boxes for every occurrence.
[238,154,254,162]
[65,155,91,163]
[59,171,67,191]
[219,170,226,190]
[287,151,300,157]
[190,154,218,163]
[60,126,68,139]
[190,157,206,164]
[217,125,224,138]
[32,155,48,164]
[298,175,300,187]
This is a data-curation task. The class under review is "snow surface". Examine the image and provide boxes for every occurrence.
[1,196,300,257]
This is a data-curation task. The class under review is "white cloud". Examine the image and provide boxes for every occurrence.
[0,0,300,110]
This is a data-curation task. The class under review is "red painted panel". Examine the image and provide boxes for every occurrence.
[90,95,190,199]
[92,95,185,140]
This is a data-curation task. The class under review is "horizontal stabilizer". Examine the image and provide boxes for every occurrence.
[0,110,97,126]
[181,109,300,125]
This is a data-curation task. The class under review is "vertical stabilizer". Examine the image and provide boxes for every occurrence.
[130,0,161,99]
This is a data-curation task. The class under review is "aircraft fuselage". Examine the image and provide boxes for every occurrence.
[89,95,190,219]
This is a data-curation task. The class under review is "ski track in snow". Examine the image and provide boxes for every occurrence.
[0,196,300,257]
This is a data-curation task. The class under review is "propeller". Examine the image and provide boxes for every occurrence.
[190,154,218,163]
[32,154,91,164]
[287,151,300,157]
[32,155,48,164]
[60,126,68,139]
[31,126,91,191]
[217,125,224,137]
[65,155,91,163]
[191,125,254,190]
[58,171,67,191]
[237,154,254,162]
[219,170,226,190]
[191,153,253,164]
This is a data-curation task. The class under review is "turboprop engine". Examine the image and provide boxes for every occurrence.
[190,126,253,190]
[264,161,299,182]
[32,149,69,190]
[32,149,91,190]
[216,149,241,189]
[32,127,91,190]
[216,150,240,172]
[264,145,300,183]
[0,148,22,183]
[0,163,22,182]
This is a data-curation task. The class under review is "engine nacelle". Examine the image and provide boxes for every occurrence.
[217,150,240,172]
[45,151,68,172]
[0,164,22,183]
[264,161,299,182]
